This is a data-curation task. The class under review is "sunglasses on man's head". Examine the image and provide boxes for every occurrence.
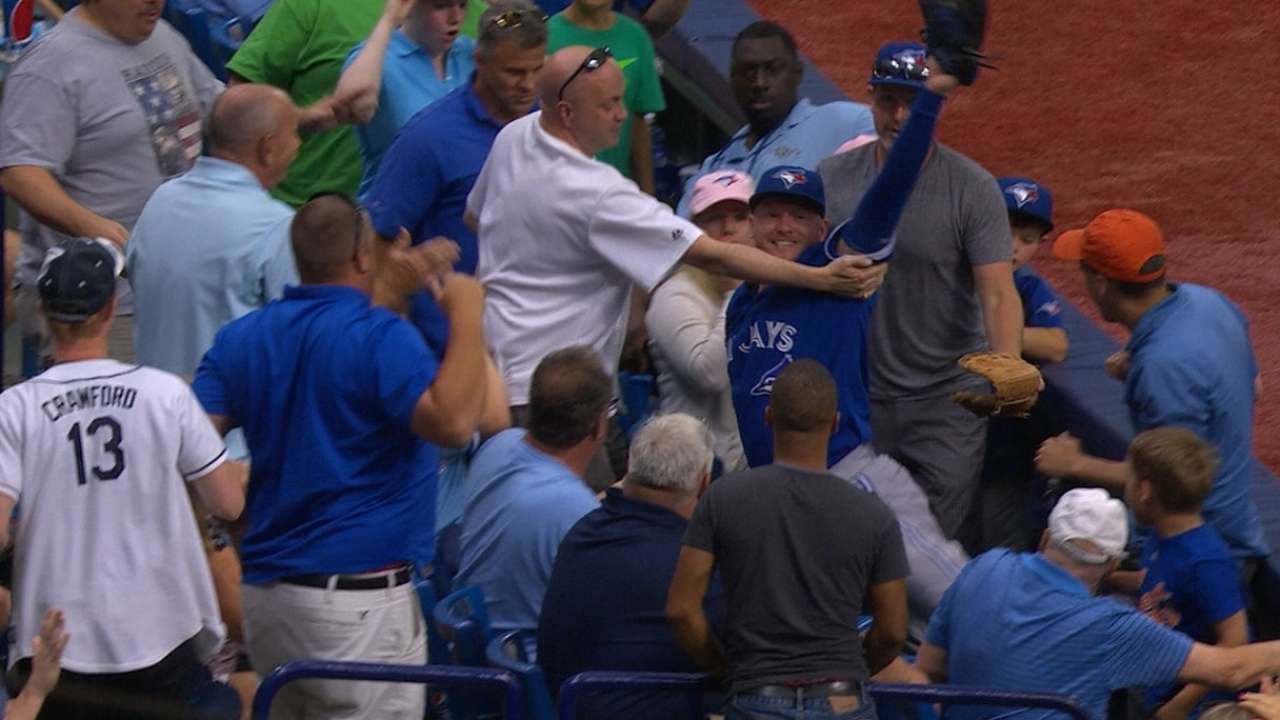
[558,46,612,102]
[871,56,930,83]
[488,9,547,30]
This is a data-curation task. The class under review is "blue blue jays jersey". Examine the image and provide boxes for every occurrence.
[726,238,875,468]
[1014,267,1063,330]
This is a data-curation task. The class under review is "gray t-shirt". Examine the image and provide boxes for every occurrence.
[0,9,222,297]
[682,463,908,693]
[820,143,1012,398]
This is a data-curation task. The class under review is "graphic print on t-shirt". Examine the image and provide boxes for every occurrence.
[122,54,202,177]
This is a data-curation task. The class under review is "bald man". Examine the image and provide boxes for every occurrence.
[466,46,888,443]
[128,83,301,393]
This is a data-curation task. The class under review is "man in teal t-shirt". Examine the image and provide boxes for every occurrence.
[547,0,665,190]
[227,0,383,206]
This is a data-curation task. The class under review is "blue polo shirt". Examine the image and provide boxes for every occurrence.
[538,488,725,717]
[193,285,440,584]
[676,98,874,217]
[926,550,1194,720]
[726,237,874,468]
[346,31,476,196]
[454,429,599,631]
[1125,284,1269,560]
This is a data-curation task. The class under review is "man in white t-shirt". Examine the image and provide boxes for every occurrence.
[0,239,245,719]
[466,45,887,410]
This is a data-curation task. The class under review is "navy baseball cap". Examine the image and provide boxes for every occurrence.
[750,165,825,215]
[37,239,122,323]
[999,177,1054,231]
[870,41,929,89]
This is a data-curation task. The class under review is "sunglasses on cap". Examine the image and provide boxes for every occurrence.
[558,46,612,102]
[488,9,548,30]
[871,55,930,83]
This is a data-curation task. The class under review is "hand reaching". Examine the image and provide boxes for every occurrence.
[1036,432,1084,478]
[1240,676,1280,720]
[26,609,68,700]
[821,254,888,299]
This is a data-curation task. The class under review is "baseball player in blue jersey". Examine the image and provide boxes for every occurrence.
[726,56,968,629]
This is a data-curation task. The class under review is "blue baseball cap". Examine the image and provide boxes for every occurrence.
[999,177,1054,231]
[750,165,825,215]
[870,41,929,89]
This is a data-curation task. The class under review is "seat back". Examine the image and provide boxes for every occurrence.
[555,671,708,720]
[486,630,555,720]
[432,585,493,666]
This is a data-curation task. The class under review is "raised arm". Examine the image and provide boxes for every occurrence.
[410,275,488,447]
[332,0,417,125]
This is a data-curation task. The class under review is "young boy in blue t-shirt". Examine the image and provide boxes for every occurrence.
[976,177,1069,550]
[1120,426,1248,719]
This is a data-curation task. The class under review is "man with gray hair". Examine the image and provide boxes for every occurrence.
[538,413,724,720]
[917,488,1280,720]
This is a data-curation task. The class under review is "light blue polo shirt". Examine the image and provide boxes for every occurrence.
[926,550,1194,720]
[676,98,874,217]
[1125,284,1269,560]
[346,31,476,196]
[127,157,297,460]
[454,429,599,631]
[192,285,440,584]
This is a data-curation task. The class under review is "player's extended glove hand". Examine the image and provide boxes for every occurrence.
[918,0,991,85]
[951,352,1042,417]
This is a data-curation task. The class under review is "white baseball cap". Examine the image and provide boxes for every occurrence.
[689,170,754,217]
[1048,488,1128,563]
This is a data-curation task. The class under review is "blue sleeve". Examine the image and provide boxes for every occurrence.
[830,90,943,253]
[192,330,234,418]
[1191,558,1246,625]
[372,318,439,430]
[1128,358,1212,432]
[1019,274,1064,329]
[365,129,441,242]
[1105,610,1195,689]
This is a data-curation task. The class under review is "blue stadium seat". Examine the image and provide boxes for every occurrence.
[555,671,708,720]
[433,586,499,719]
[486,630,554,720]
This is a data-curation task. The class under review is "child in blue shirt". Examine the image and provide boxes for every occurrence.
[1120,427,1248,720]
[976,177,1069,550]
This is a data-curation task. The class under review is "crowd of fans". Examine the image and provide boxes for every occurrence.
[0,0,1278,719]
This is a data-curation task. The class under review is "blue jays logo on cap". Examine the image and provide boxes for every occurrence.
[1005,182,1040,209]
[751,165,825,213]
[774,168,808,189]
[713,172,743,187]
[871,41,929,88]
[998,176,1055,231]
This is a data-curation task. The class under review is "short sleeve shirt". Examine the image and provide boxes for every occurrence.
[820,143,1013,398]
[683,463,907,693]
[0,9,221,287]
[226,0,382,205]
[193,285,441,582]
[1015,267,1064,329]
[468,112,699,404]
[546,13,665,179]
[925,551,1194,720]
[0,360,227,673]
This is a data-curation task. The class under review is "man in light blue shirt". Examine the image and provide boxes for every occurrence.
[675,21,873,217]
[343,0,476,196]
[916,489,1280,720]
[454,346,607,631]
[127,84,300,457]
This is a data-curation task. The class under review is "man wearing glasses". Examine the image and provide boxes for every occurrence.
[819,41,1022,553]
[466,44,885,479]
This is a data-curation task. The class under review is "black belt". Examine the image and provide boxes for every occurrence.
[744,680,862,699]
[280,567,411,591]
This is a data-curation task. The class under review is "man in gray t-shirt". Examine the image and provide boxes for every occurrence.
[669,360,909,719]
[0,1,223,361]
[819,42,1021,548]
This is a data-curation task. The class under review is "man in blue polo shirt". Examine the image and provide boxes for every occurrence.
[916,488,1280,720]
[365,0,547,277]
[192,194,491,719]
[538,413,725,719]
[675,21,873,217]
[1035,209,1270,566]
[342,0,475,195]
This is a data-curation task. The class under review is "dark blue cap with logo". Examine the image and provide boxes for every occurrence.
[998,176,1054,231]
[870,41,929,89]
[750,165,826,215]
[37,238,122,323]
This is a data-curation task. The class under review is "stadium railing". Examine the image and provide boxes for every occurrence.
[486,629,555,720]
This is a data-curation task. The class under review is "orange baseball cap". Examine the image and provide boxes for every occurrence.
[1052,209,1167,283]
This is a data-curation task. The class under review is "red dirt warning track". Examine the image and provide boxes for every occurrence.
[752,0,1280,471]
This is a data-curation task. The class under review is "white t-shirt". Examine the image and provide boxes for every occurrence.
[468,112,701,405]
[0,359,228,673]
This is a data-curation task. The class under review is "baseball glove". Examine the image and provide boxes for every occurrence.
[918,0,992,85]
[952,352,1042,417]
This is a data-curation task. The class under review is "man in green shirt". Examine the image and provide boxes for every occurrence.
[547,0,665,192]
[226,0,384,206]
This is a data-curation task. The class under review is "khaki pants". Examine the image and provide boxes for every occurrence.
[242,578,427,720]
